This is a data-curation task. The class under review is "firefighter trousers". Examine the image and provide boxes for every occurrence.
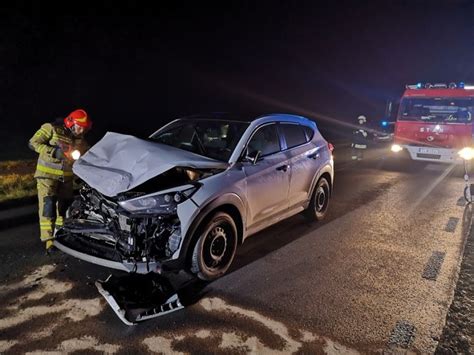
[36,178,73,242]
[351,144,367,160]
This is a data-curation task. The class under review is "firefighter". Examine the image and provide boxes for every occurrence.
[351,115,369,160]
[28,109,92,252]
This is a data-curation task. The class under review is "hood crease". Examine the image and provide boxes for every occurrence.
[73,132,228,197]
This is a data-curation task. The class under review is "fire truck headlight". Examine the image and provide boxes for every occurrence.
[391,144,403,153]
[458,147,474,160]
[71,150,81,160]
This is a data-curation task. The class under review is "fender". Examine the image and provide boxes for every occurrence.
[306,163,333,209]
[165,192,246,272]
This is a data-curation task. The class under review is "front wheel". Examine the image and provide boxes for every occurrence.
[191,212,238,281]
[304,177,330,221]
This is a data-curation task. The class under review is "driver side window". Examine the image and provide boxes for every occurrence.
[248,124,281,157]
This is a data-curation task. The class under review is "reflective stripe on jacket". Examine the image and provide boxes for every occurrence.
[29,122,88,180]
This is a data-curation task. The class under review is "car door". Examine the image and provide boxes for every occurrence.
[280,123,322,209]
[243,123,290,227]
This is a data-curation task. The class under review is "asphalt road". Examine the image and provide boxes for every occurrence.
[0,144,471,354]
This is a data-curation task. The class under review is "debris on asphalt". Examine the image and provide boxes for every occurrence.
[387,320,416,349]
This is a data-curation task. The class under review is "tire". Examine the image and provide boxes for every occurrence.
[304,177,330,221]
[190,212,238,281]
[464,185,472,203]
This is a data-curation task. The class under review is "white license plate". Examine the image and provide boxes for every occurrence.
[419,148,439,155]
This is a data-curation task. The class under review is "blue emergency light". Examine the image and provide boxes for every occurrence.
[381,121,388,127]
[407,82,467,90]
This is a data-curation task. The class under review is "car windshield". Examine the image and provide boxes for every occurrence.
[398,97,473,123]
[150,119,249,162]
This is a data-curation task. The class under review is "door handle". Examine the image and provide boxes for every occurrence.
[308,152,320,159]
[276,164,289,172]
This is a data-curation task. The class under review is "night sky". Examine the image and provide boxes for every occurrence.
[1,1,473,158]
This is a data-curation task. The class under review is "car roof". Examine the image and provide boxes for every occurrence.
[175,112,315,125]
[176,112,252,123]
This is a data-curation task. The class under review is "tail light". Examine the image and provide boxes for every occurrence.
[328,142,334,153]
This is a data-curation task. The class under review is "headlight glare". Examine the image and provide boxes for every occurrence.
[458,147,474,160]
[71,150,81,160]
[391,144,403,153]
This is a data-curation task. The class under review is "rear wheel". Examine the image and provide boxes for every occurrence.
[191,212,238,281]
[464,185,472,203]
[304,177,330,221]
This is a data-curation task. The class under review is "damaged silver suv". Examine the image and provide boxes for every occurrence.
[55,113,334,280]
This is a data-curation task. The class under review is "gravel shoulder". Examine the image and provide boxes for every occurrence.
[436,204,474,354]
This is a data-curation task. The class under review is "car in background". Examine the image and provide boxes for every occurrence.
[372,121,394,143]
[54,113,334,281]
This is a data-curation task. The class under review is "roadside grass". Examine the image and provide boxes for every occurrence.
[0,160,36,202]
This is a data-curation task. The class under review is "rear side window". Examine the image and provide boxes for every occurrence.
[281,124,307,149]
[303,126,314,141]
[248,124,281,156]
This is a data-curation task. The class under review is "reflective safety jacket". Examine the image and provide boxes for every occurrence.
[352,128,369,148]
[29,121,89,180]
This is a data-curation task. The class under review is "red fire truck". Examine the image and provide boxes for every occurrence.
[390,82,474,163]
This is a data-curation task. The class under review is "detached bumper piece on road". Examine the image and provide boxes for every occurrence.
[95,274,184,325]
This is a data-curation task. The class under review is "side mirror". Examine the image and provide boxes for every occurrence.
[385,98,400,120]
[385,100,393,117]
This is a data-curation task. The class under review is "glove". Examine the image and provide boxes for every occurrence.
[52,147,66,160]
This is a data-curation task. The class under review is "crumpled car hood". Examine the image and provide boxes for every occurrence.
[73,132,228,197]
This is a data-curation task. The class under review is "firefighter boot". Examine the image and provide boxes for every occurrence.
[45,240,54,251]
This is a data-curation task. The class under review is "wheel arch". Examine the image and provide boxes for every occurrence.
[181,194,245,269]
[309,164,333,200]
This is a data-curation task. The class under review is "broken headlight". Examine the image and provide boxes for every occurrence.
[118,185,198,214]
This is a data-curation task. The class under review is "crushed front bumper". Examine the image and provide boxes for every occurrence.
[54,239,162,274]
[54,219,164,274]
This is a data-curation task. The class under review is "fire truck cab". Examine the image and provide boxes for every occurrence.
[390,82,474,163]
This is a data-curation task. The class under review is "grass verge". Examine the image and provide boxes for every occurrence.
[0,160,36,203]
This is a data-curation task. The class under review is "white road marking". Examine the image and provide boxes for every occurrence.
[141,297,359,354]
[3,266,358,354]
[219,332,268,353]
[22,277,73,302]
[1,298,102,330]
[143,336,184,355]
[26,336,121,354]
[0,340,19,352]
[0,265,116,354]
[25,323,61,341]
[195,330,211,338]
[324,340,360,355]
[301,330,317,342]
[0,265,56,293]
[200,297,301,353]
